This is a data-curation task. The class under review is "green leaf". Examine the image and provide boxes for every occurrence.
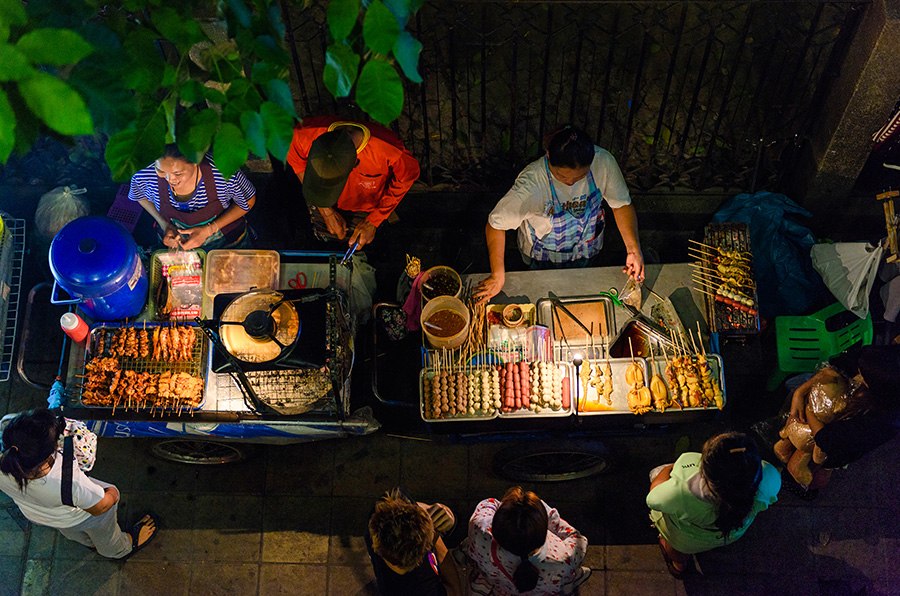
[163,96,176,143]
[355,58,404,124]
[176,108,220,163]
[240,110,266,157]
[264,78,296,118]
[240,110,266,158]
[383,0,411,26]
[267,4,286,39]
[213,122,249,180]
[259,101,294,161]
[323,43,359,98]
[18,72,94,135]
[0,44,34,82]
[15,29,93,66]
[179,80,205,105]
[202,85,228,105]
[0,88,14,163]
[327,0,360,41]
[0,22,9,44]
[0,0,27,28]
[251,61,289,85]
[152,7,206,52]
[363,0,400,55]
[392,31,422,84]
[122,32,164,92]
[104,112,167,181]
[226,0,252,29]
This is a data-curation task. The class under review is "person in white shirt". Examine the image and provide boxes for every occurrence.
[475,125,643,302]
[0,409,157,559]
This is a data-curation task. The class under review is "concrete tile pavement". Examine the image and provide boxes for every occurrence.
[0,429,897,595]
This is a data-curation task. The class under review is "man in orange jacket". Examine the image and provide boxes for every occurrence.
[287,116,421,248]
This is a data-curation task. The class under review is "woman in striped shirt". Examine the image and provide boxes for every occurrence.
[128,145,256,250]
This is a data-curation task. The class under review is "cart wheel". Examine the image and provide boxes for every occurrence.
[150,440,251,465]
[493,443,613,483]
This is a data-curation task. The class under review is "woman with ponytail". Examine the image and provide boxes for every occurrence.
[0,409,157,559]
[647,432,781,578]
[467,486,590,594]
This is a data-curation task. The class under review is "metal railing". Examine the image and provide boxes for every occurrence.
[283,1,869,194]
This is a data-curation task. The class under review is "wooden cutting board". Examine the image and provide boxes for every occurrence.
[552,301,608,341]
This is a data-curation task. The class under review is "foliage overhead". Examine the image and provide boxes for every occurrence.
[324,0,424,124]
[0,0,423,182]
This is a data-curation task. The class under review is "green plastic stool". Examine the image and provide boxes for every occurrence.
[771,303,873,387]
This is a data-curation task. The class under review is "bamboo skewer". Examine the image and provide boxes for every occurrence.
[697,321,706,356]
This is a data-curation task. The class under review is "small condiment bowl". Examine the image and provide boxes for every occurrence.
[502,304,525,327]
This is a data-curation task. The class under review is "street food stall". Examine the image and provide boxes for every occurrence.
[21,217,380,461]
[374,223,760,437]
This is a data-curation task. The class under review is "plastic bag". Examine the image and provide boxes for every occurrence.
[811,242,883,319]
[35,186,89,240]
[157,251,203,319]
[712,191,831,317]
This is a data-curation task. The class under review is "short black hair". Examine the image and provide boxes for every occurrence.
[545,125,594,168]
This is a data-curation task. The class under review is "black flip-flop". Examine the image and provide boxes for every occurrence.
[124,513,159,559]
[657,536,688,580]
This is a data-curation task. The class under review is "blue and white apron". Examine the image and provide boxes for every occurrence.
[528,157,605,263]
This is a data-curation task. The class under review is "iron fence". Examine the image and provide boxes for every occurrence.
[283,1,869,193]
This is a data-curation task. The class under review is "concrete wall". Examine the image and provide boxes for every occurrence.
[804,0,900,230]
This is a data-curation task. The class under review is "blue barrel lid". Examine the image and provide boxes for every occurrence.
[49,216,141,295]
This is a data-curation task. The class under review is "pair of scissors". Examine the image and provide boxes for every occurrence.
[288,271,307,289]
[340,240,360,266]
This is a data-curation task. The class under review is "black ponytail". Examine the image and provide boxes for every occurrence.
[701,432,763,537]
[0,409,63,490]
[492,486,549,593]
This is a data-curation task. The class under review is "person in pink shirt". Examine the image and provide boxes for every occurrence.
[466,486,591,595]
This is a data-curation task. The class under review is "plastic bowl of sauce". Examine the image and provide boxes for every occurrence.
[421,295,470,349]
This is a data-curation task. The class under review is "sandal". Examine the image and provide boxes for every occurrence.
[657,536,688,580]
[124,513,159,559]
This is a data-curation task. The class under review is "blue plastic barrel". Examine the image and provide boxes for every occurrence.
[49,216,148,321]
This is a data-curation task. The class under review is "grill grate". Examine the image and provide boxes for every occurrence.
[70,323,206,411]
[700,223,760,334]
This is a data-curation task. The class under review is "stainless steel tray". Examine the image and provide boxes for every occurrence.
[536,295,615,361]
[419,367,499,422]
[496,362,574,418]
[573,357,648,415]
[646,353,726,411]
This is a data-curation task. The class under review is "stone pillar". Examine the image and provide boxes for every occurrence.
[802,0,900,226]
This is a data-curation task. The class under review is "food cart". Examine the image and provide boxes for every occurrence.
[22,245,380,464]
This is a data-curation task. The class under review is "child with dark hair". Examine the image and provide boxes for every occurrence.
[647,432,781,578]
[0,409,157,559]
[467,486,590,595]
[365,488,461,595]
[475,123,643,303]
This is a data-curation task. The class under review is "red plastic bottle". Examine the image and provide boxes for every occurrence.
[60,313,89,344]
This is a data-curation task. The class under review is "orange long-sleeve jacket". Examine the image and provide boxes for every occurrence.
[286,116,421,227]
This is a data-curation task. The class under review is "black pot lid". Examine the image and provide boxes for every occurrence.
[219,289,300,363]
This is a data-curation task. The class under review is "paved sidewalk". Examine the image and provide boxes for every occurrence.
[1,419,898,595]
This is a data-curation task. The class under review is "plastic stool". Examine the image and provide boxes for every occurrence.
[775,302,873,374]
[106,184,144,232]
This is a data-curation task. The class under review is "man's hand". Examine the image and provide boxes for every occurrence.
[623,249,645,282]
[320,208,347,240]
[348,220,377,249]
[474,273,505,304]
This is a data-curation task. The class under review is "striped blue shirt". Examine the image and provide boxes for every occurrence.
[127,155,256,213]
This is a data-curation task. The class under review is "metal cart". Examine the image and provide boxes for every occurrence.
[19,250,380,464]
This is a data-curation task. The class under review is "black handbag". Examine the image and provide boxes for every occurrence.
[60,436,74,507]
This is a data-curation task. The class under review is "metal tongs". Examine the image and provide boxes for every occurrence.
[339,240,359,267]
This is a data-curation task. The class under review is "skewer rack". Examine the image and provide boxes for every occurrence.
[697,223,761,334]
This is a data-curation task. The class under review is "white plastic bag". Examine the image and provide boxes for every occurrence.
[35,186,89,240]
[810,242,883,319]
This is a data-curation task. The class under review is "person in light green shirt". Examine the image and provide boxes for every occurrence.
[646,432,781,578]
